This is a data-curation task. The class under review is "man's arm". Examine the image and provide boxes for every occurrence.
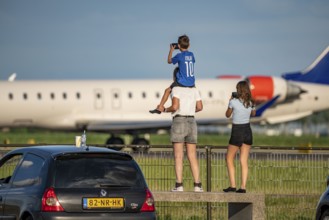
[195,100,203,112]
[165,96,179,112]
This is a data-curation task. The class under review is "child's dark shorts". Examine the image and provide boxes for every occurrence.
[170,82,195,89]
[229,123,253,147]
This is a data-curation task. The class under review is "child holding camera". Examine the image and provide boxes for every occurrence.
[150,34,196,114]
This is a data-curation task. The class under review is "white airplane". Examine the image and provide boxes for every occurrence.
[1,46,329,148]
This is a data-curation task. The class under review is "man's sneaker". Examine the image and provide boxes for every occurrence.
[171,186,184,192]
[171,182,183,192]
[194,182,204,192]
[194,186,204,192]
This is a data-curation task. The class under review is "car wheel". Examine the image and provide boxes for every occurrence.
[24,215,33,220]
[321,209,329,220]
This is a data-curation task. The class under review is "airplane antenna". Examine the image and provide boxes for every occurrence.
[8,73,17,82]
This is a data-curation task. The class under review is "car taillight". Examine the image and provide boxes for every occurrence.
[141,188,155,212]
[42,187,64,212]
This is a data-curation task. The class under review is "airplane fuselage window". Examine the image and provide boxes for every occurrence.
[4,89,214,103]
[5,92,85,101]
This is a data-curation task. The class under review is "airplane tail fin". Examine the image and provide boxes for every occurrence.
[282,46,329,85]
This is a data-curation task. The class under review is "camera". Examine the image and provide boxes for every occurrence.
[171,43,179,49]
[232,92,238,98]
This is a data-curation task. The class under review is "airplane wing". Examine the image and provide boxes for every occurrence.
[83,120,172,132]
[254,95,281,117]
[264,111,313,124]
[84,117,231,132]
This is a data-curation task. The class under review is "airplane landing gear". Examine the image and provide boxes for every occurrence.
[106,136,124,151]
[131,137,150,152]
[105,135,150,152]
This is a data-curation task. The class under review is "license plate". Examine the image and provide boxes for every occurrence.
[83,198,124,209]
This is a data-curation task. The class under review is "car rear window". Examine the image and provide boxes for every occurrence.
[54,154,145,188]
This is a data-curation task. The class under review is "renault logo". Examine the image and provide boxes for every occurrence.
[100,189,107,197]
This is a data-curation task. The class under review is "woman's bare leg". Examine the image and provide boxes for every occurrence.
[240,144,251,189]
[226,144,239,188]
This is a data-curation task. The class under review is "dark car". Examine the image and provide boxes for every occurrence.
[316,176,329,220]
[0,145,156,220]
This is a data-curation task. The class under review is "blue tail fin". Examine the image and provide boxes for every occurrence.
[282,46,329,85]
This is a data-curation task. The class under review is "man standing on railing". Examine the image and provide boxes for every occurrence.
[163,86,203,192]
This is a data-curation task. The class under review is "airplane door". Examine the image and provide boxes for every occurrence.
[111,89,121,110]
[94,89,104,110]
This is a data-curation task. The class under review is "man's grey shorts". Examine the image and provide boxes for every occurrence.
[170,116,197,143]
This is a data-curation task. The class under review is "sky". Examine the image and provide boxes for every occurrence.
[0,0,329,80]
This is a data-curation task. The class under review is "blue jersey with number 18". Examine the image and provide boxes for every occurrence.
[171,51,195,87]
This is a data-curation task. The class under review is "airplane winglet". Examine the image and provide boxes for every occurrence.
[254,95,281,117]
[8,73,17,82]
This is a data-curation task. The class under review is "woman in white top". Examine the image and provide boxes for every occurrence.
[223,81,256,193]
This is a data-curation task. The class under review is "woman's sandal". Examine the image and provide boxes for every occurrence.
[223,187,236,192]
[236,188,246,193]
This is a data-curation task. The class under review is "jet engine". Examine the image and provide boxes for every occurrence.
[246,76,306,104]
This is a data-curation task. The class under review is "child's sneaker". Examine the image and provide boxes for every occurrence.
[171,182,183,192]
[194,182,204,192]
[149,109,161,114]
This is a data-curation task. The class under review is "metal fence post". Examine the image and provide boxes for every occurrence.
[206,146,212,220]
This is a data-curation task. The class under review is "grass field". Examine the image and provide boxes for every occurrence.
[1,128,329,148]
